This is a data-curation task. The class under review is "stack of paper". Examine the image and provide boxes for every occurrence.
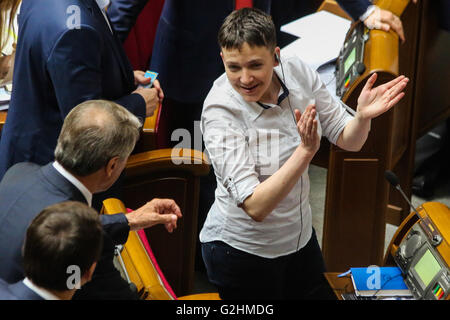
[280,11,351,71]
[0,86,11,111]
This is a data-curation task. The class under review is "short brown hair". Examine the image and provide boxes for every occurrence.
[22,201,103,291]
[218,8,277,51]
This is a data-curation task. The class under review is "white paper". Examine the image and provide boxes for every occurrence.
[0,86,11,104]
[280,11,351,71]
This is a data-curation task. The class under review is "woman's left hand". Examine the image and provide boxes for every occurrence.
[356,73,409,120]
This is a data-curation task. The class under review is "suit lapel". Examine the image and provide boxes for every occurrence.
[82,0,135,88]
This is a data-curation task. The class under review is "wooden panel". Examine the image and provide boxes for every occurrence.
[122,149,209,296]
[323,157,384,271]
[123,173,199,296]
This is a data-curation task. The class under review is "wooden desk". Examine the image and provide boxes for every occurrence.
[0,110,6,131]
[314,0,450,272]
[324,272,354,300]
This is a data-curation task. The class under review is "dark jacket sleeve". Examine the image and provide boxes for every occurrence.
[46,26,146,120]
[336,0,372,21]
[108,0,150,43]
[100,213,130,246]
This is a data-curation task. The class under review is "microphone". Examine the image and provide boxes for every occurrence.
[385,170,442,246]
[385,170,421,217]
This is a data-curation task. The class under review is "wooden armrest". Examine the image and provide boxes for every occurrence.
[0,111,7,132]
[126,148,210,177]
[317,0,352,20]
[142,102,161,134]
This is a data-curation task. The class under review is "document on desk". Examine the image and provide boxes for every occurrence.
[0,86,11,111]
[280,11,351,71]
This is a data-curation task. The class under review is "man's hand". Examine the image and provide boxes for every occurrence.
[356,73,409,121]
[126,198,182,233]
[364,7,405,42]
[133,70,164,117]
[295,105,320,155]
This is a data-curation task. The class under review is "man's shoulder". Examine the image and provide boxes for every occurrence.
[3,162,42,179]
[0,163,48,199]
[20,0,100,37]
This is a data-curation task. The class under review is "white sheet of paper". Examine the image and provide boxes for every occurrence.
[0,87,11,104]
[280,11,351,70]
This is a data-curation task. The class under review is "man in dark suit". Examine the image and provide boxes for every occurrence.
[0,201,103,300]
[0,100,182,299]
[0,0,163,181]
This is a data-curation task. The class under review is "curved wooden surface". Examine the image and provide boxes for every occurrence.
[384,201,450,268]
[126,148,210,178]
[102,198,220,300]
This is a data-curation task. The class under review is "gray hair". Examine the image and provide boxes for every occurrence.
[54,100,141,176]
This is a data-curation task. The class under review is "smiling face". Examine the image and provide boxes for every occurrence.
[221,43,280,103]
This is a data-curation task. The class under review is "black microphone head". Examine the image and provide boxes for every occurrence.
[385,170,399,187]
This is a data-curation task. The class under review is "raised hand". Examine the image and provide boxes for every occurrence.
[356,73,409,121]
[295,104,320,155]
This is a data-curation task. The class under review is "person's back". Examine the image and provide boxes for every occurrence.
[0,201,103,300]
[0,162,87,283]
[0,0,148,179]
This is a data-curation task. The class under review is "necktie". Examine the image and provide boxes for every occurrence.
[235,0,253,10]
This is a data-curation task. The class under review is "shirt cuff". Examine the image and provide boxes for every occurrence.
[359,5,377,21]
[223,174,259,207]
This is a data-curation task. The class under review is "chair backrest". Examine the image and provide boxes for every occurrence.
[123,148,210,296]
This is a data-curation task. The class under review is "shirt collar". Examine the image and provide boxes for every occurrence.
[23,278,60,300]
[52,161,93,207]
[95,0,110,10]
[256,72,290,110]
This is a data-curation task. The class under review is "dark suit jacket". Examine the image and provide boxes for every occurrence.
[0,279,43,300]
[0,0,145,179]
[109,0,370,104]
[0,162,133,299]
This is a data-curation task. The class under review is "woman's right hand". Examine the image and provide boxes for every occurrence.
[295,105,320,155]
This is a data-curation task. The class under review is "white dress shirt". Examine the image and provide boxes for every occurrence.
[23,278,60,300]
[200,54,354,258]
[53,161,93,207]
[96,0,113,34]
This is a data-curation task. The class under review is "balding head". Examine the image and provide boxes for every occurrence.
[54,100,141,176]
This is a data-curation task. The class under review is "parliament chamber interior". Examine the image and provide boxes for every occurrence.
[0,0,449,302]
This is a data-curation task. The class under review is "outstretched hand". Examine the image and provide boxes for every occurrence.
[126,198,182,233]
[356,73,409,121]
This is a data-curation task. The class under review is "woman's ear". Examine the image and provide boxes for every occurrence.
[274,46,281,66]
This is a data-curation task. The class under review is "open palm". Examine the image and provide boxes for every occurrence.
[357,73,409,120]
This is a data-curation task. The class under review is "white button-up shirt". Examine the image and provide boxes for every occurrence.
[96,0,113,34]
[200,54,354,258]
[53,161,93,207]
[23,277,60,300]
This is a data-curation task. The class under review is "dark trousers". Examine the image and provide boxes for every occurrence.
[201,229,336,300]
